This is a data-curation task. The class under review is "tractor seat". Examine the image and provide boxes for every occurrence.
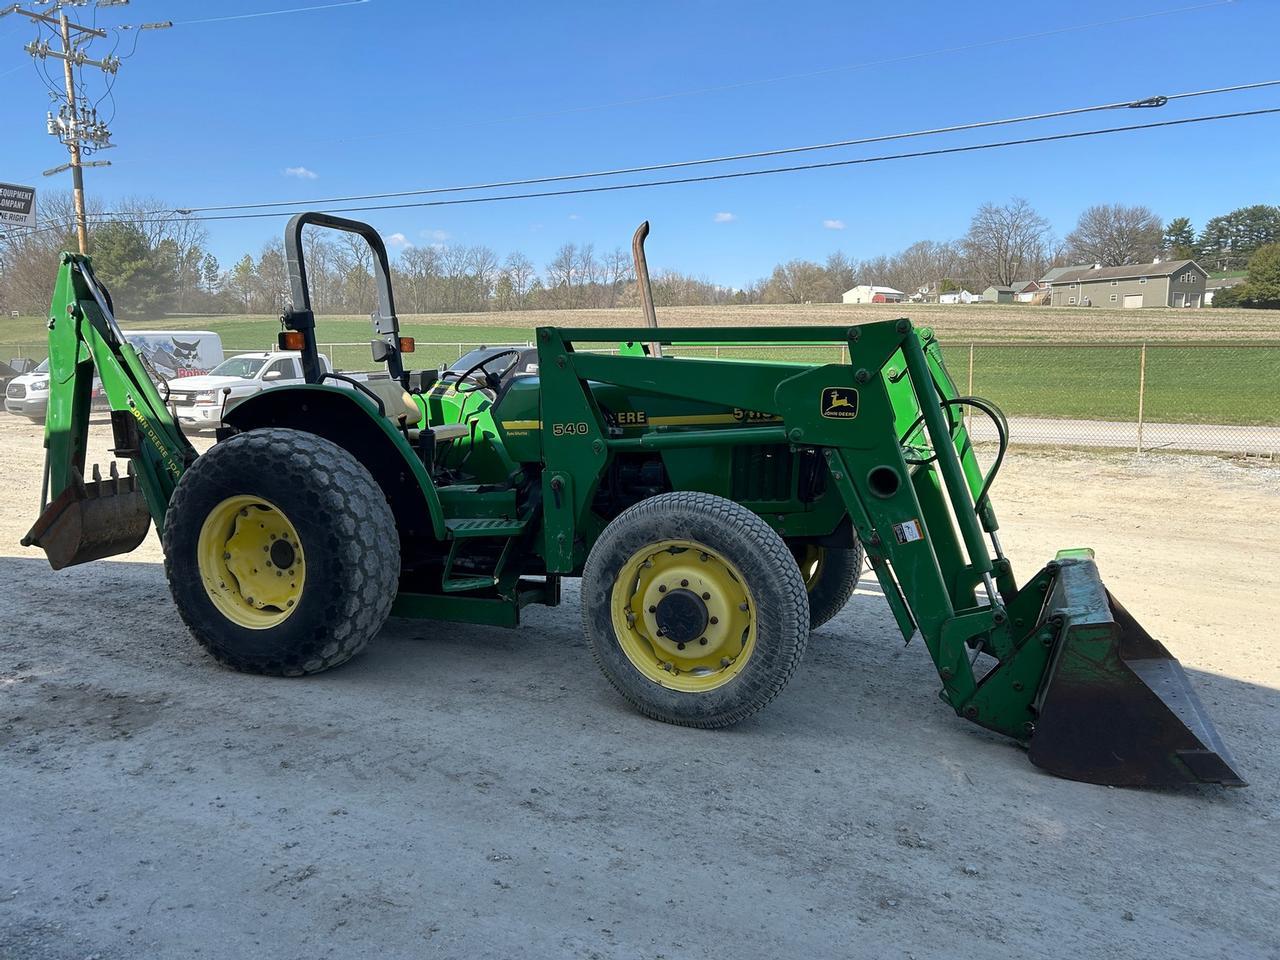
[362,379,421,427]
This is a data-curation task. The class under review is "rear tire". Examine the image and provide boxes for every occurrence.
[793,542,865,630]
[162,428,399,676]
[582,492,809,728]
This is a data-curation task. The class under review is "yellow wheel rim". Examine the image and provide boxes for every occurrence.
[610,538,756,693]
[196,495,305,630]
[796,544,825,593]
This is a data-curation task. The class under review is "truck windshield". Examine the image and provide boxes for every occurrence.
[209,357,267,379]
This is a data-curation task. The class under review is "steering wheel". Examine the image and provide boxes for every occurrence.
[439,348,522,395]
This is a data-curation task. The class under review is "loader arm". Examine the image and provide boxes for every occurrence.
[23,253,196,568]
[534,320,1244,787]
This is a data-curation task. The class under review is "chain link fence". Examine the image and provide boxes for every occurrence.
[5,338,1276,457]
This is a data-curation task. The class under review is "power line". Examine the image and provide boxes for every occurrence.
[15,106,1272,235]
[107,80,1278,218]
[171,0,371,27]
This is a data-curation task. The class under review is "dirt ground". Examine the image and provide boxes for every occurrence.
[1,413,1278,960]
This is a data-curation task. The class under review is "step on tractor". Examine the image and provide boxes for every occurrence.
[24,212,1243,788]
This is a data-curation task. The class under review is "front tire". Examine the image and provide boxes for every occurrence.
[162,428,400,676]
[582,492,809,728]
[793,542,865,630]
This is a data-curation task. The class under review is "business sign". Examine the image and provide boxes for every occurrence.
[0,183,36,229]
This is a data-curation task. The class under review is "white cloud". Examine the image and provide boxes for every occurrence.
[420,228,450,243]
[284,166,318,180]
[713,212,736,223]
[386,232,411,249]
[823,219,846,230]
[568,213,581,221]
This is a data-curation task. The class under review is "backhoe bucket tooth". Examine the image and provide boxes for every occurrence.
[1027,557,1245,787]
[22,463,152,570]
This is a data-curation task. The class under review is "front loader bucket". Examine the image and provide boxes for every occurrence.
[22,463,151,570]
[1026,555,1245,788]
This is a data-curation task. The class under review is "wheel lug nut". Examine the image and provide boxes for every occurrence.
[720,657,732,667]
[658,585,667,593]
[699,637,708,646]
[648,605,657,613]
[677,642,686,650]
[709,616,719,625]
[681,579,689,587]
[701,591,710,600]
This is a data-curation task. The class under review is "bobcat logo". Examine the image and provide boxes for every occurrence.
[820,386,859,419]
[171,338,202,369]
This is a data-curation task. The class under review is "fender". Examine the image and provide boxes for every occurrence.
[224,384,446,542]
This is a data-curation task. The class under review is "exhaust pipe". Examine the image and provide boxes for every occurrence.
[631,221,661,357]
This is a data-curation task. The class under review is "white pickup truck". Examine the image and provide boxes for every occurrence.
[164,351,341,430]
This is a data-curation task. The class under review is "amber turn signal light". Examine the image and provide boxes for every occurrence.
[278,330,306,351]
[399,337,415,353]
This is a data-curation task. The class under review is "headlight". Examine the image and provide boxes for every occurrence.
[194,391,219,404]
[30,379,49,391]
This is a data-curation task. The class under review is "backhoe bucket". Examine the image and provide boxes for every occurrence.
[22,463,151,570]
[1026,555,1245,787]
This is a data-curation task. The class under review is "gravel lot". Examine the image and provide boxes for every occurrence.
[2,413,1278,960]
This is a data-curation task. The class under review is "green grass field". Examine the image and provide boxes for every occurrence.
[3,311,1276,426]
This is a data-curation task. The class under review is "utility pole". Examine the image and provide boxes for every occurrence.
[57,10,90,253]
[2,1,171,252]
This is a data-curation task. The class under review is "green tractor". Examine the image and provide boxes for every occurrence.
[24,212,1243,787]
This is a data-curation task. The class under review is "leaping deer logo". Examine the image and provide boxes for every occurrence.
[821,387,859,418]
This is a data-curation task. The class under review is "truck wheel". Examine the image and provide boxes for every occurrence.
[582,492,810,728]
[793,542,865,630]
[162,428,399,676]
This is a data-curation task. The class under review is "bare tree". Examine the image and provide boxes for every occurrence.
[574,243,598,307]
[884,240,957,298]
[501,252,536,308]
[546,244,576,309]
[962,198,1051,286]
[396,245,441,313]
[763,259,829,304]
[602,246,633,307]
[1066,203,1164,266]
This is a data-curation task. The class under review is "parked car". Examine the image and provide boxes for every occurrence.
[4,358,51,419]
[165,351,337,430]
[0,357,39,395]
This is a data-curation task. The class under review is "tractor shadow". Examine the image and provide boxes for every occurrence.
[0,556,1273,794]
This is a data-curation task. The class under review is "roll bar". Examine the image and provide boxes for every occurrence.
[282,212,405,384]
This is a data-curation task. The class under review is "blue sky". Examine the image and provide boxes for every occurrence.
[2,0,1278,287]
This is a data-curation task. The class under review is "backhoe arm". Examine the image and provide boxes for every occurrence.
[23,253,196,568]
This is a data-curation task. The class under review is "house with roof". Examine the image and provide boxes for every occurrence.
[982,284,1021,304]
[842,284,906,304]
[938,289,978,305]
[1046,259,1208,308]
[1014,280,1046,303]
[1204,274,1247,305]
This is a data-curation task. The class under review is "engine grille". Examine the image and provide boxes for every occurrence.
[6,382,25,399]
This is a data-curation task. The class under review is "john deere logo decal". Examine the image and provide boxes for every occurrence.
[820,386,859,419]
